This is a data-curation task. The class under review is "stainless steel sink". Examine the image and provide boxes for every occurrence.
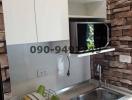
[71,87,124,100]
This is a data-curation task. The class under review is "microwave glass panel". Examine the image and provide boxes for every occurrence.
[77,23,107,51]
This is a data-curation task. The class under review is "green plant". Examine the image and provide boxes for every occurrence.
[37,85,45,96]
[51,95,60,100]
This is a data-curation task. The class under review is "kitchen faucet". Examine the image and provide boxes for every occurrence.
[97,64,102,87]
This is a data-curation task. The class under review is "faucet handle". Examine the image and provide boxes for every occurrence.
[104,80,107,86]
[99,65,102,81]
[97,64,101,72]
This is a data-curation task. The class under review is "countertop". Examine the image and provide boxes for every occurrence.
[57,80,132,100]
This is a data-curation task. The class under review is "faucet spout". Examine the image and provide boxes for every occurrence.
[97,64,102,87]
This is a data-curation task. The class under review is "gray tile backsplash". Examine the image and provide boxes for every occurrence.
[7,41,91,97]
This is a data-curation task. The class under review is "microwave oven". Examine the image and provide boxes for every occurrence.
[69,19,111,54]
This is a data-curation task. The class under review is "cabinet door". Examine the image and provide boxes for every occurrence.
[2,0,37,45]
[36,0,69,42]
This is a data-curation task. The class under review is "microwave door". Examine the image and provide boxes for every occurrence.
[94,24,108,49]
[69,22,110,53]
[77,24,88,52]
[70,22,89,53]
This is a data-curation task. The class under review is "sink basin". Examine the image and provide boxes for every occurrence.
[71,87,124,100]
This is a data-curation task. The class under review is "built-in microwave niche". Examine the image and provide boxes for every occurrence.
[69,18,111,54]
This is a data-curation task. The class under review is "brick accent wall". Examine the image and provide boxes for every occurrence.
[92,0,132,89]
[0,1,11,93]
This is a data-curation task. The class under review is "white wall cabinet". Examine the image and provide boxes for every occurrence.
[3,0,69,45]
[3,0,105,45]
[2,0,37,45]
[68,0,106,18]
[35,0,69,42]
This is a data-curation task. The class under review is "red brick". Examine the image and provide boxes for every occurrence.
[107,5,111,10]
[0,31,5,41]
[127,18,132,24]
[114,11,132,18]
[104,52,114,56]
[119,36,132,41]
[0,14,4,31]
[0,5,3,13]
[111,41,120,46]
[117,47,132,52]
[109,61,127,68]
[114,52,130,56]
[119,45,128,48]
[115,0,128,6]
[107,9,112,15]
[105,76,119,81]
[1,69,6,81]
[111,18,126,26]
[123,29,132,36]
[94,54,104,59]
[110,3,116,9]
[123,74,132,81]
[108,0,118,4]
[115,0,132,8]
[111,37,119,41]
[120,41,128,45]
[0,54,8,68]
[0,14,4,25]
[127,18,132,22]
[112,25,132,31]
[128,41,132,48]
[104,55,118,61]
[127,64,132,69]
[111,30,122,36]
[114,69,132,74]
[120,79,132,85]
[103,70,123,78]
[113,6,130,13]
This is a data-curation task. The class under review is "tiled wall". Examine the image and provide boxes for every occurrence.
[92,0,132,89]
[7,41,91,97]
